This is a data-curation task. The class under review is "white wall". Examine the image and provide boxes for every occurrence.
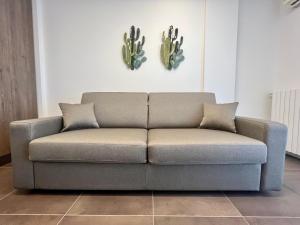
[33,0,293,120]
[34,0,239,116]
[235,0,281,119]
[274,5,300,91]
[37,0,204,115]
[204,0,239,103]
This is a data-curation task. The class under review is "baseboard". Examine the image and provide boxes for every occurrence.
[0,154,11,166]
[286,152,300,160]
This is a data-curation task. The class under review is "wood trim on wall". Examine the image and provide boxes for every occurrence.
[0,0,38,157]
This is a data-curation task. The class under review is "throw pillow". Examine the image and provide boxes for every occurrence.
[200,102,238,133]
[59,103,99,132]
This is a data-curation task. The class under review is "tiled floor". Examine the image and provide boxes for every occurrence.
[0,156,300,225]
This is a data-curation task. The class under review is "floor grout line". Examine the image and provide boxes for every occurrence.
[0,214,64,216]
[48,214,249,218]
[56,192,82,225]
[0,190,16,201]
[223,192,243,217]
[244,216,300,219]
[0,213,300,218]
[242,216,251,225]
[59,214,262,218]
[223,192,251,225]
[62,214,250,218]
[50,214,300,218]
[152,191,155,225]
[65,214,153,217]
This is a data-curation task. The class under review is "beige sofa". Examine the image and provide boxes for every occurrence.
[10,92,287,191]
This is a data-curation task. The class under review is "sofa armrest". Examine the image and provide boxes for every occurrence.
[235,116,288,191]
[10,116,63,189]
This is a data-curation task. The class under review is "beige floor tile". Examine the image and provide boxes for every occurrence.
[0,215,62,225]
[285,156,300,171]
[246,217,300,225]
[60,216,153,225]
[0,168,14,199]
[284,170,300,194]
[228,187,300,217]
[68,191,152,215]
[155,216,248,225]
[0,190,79,214]
[154,192,241,216]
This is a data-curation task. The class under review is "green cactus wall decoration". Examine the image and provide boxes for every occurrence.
[161,26,184,70]
[122,26,147,70]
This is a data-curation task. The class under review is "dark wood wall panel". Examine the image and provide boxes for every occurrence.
[0,0,38,158]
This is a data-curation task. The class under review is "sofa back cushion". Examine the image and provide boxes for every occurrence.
[81,92,148,128]
[148,92,216,128]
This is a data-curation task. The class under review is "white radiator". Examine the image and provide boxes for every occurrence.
[271,90,300,157]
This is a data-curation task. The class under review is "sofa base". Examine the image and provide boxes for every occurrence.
[148,164,261,191]
[33,162,147,190]
[32,162,261,191]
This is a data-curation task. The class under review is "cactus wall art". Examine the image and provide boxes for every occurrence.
[122,26,147,70]
[161,26,184,70]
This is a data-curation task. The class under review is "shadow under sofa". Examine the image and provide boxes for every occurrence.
[9,92,287,191]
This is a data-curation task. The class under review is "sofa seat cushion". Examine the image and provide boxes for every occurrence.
[29,129,147,163]
[148,129,267,165]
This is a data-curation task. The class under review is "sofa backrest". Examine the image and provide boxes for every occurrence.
[81,92,148,128]
[148,92,216,128]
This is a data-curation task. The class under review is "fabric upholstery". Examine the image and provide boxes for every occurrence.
[200,102,238,133]
[59,103,99,131]
[235,116,288,191]
[9,93,288,192]
[10,116,63,189]
[34,163,147,190]
[148,129,267,165]
[81,92,148,128]
[29,129,147,163]
[33,163,261,191]
[148,92,216,128]
[147,164,261,191]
